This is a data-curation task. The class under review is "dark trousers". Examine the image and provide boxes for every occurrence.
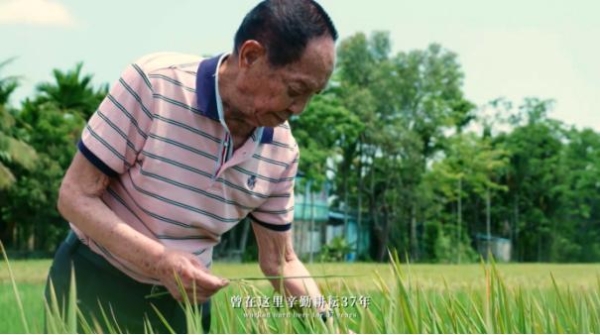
[44,231,211,333]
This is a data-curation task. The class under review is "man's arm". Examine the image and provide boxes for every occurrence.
[57,152,228,302]
[251,221,332,318]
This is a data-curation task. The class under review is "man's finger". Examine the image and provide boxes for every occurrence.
[194,271,229,291]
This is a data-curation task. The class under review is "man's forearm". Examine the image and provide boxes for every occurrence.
[266,258,329,312]
[253,223,331,313]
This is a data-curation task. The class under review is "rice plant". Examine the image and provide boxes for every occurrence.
[2,242,600,334]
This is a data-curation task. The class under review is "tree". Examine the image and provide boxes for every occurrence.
[557,127,600,261]
[425,132,508,262]
[34,62,107,120]
[5,101,85,251]
[1,63,102,252]
[0,59,37,190]
[333,32,474,261]
[0,59,39,248]
[289,93,363,190]
[0,58,20,106]
[493,98,567,261]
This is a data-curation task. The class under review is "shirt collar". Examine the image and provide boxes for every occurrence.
[195,54,274,144]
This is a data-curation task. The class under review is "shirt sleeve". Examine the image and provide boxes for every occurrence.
[78,63,154,177]
[249,150,299,232]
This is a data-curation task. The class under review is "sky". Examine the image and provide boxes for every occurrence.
[1,0,599,130]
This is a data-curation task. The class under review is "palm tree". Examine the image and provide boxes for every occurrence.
[0,58,19,105]
[35,62,107,120]
[0,58,37,189]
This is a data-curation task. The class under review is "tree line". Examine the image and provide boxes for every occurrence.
[1,32,599,262]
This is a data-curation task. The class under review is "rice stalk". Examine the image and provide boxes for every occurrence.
[0,240,29,334]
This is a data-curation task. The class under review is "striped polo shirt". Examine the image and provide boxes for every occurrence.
[73,52,299,284]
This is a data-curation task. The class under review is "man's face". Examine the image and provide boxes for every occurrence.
[234,36,336,127]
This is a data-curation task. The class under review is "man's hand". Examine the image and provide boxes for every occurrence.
[155,249,229,303]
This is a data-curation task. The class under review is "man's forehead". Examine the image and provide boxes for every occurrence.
[284,66,331,90]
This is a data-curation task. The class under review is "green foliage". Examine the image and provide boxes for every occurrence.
[4,102,84,251]
[553,127,600,262]
[433,223,479,264]
[0,60,39,191]
[34,62,107,120]
[319,236,353,262]
[290,93,363,190]
[307,31,600,264]
[329,32,475,261]
[427,133,508,198]
[0,58,20,106]
[0,62,95,252]
[490,99,569,262]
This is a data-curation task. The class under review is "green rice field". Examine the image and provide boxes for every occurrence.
[1,256,600,333]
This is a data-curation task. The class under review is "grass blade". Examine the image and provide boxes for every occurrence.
[0,241,29,334]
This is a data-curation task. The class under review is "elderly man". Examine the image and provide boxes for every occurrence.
[44,0,338,333]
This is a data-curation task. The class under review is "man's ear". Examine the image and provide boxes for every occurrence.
[237,40,266,69]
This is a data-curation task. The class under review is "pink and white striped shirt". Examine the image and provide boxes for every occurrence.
[73,52,298,284]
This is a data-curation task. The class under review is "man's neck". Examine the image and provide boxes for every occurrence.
[218,58,256,148]
[222,102,255,149]
[226,115,255,137]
